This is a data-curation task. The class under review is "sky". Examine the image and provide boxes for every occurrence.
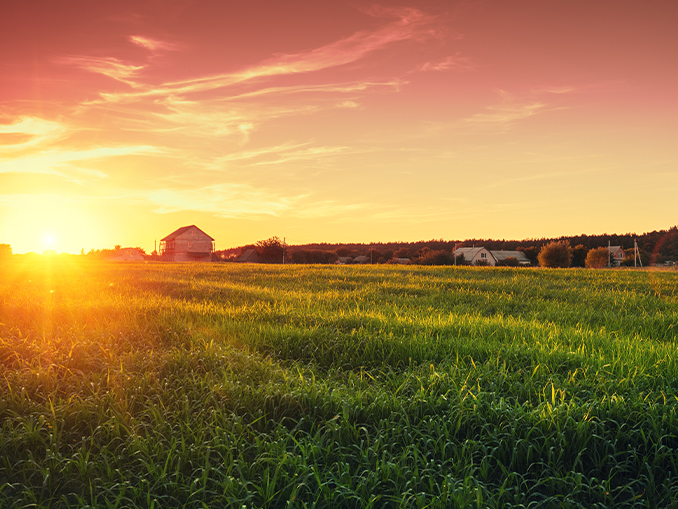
[1,0,677,254]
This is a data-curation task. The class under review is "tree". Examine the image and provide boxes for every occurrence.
[517,246,539,265]
[585,247,609,268]
[0,244,12,258]
[393,248,411,259]
[571,244,588,268]
[256,236,285,263]
[538,240,572,268]
[620,250,650,267]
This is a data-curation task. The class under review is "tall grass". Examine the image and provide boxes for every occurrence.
[1,257,677,507]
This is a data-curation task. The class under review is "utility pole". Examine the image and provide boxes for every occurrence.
[282,237,286,265]
[634,239,643,268]
[608,240,611,268]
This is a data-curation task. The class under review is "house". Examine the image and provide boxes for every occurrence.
[490,250,531,266]
[106,248,145,262]
[608,246,625,266]
[454,247,495,266]
[159,225,214,262]
[353,255,370,264]
[335,256,353,265]
[237,249,259,263]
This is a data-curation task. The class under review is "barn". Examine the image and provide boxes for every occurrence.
[159,225,215,262]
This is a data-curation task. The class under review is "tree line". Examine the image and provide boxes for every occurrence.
[2,225,676,267]
[214,225,678,267]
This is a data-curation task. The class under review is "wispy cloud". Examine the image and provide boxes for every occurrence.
[464,90,546,125]
[130,35,179,52]
[418,53,477,72]
[0,116,71,150]
[143,184,378,220]
[57,56,144,85]
[95,8,433,103]
[0,145,162,183]
[220,79,405,102]
[146,184,296,217]
[250,146,348,167]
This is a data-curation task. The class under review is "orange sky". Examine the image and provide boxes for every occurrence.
[2,0,677,254]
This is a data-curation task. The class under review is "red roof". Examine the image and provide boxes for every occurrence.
[160,225,214,241]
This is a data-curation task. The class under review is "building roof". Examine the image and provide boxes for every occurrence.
[490,250,531,263]
[161,225,214,242]
[454,247,490,259]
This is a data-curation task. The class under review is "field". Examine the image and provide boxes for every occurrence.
[1,258,678,508]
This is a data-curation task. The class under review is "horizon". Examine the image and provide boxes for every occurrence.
[5,223,673,256]
[2,1,677,254]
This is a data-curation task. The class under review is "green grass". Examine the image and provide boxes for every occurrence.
[1,257,678,507]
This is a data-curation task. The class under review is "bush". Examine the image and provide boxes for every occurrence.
[620,250,650,267]
[571,244,588,268]
[585,247,609,268]
[496,257,519,267]
[538,240,572,268]
[417,250,454,266]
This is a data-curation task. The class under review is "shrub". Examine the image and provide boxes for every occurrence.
[537,240,572,268]
[496,256,519,267]
[571,244,588,268]
[585,247,609,268]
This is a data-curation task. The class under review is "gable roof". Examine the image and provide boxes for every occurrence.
[490,250,531,263]
[454,247,491,260]
[161,225,214,241]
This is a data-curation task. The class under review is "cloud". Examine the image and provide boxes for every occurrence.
[464,90,546,125]
[130,36,179,52]
[96,8,434,103]
[57,56,144,85]
[144,183,377,220]
[0,145,162,183]
[146,184,296,218]
[0,117,71,150]
[250,146,348,167]
[338,100,359,109]
[220,79,405,102]
[418,53,477,72]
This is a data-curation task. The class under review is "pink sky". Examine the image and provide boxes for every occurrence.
[1,0,677,253]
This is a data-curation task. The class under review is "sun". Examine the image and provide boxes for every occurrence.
[43,233,56,249]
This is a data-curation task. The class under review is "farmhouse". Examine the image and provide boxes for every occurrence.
[159,225,215,262]
[609,246,625,266]
[454,246,494,266]
[105,248,145,262]
[453,247,531,266]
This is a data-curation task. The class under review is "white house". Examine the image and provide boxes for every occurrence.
[454,247,495,266]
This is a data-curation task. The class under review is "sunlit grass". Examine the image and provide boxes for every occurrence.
[1,257,678,507]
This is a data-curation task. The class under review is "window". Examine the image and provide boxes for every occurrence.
[481,252,486,259]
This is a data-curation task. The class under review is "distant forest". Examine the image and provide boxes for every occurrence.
[215,225,678,266]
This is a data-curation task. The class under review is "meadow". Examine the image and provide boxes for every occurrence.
[1,258,678,508]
